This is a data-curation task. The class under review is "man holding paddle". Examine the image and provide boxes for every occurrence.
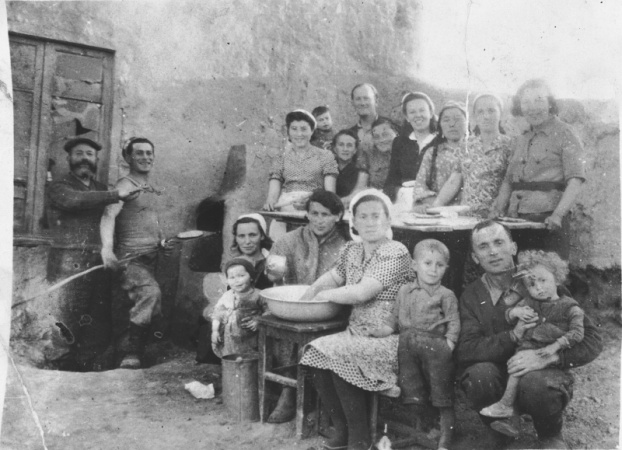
[47,137,140,371]
[100,137,175,369]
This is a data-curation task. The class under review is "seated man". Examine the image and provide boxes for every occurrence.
[457,220,602,449]
[265,189,348,423]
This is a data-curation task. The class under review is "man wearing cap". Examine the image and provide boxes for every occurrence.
[100,137,175,369]
[46,138,139,370]
[48,138,138,243]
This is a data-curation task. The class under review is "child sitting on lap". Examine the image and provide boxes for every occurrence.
[480,250,585,419]
[207,258,267,358]
[367,239,460,450]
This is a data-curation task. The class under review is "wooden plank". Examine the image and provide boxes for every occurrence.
[97,51,114,185]
[55,52,103,82]
[12,90,33,180]
[264,371,297,388]
[52,77,103,103]
[9,41,37,89]
[22,38,44,235]
[257,315,346,333]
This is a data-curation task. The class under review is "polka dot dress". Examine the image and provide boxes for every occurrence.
[269,146,339,193]
[300,240,411,391]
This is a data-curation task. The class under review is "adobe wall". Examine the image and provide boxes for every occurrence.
[8,0,427,355]
[8,1,619,354]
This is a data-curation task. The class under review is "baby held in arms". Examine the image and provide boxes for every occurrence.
[480,250,585,419]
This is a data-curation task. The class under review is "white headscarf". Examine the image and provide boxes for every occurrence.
[237,213,268,237]
[348,189,394,242]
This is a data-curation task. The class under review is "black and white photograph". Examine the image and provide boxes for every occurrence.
[0,1,619,449]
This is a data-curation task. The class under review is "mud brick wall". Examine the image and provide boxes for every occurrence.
[9,1,619,350]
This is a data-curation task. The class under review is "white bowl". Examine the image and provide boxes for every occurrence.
[260,285,343,322]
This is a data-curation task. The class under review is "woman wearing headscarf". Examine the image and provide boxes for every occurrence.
[384,92,440,201]
[299,189,411,450]
[490,79,585,257]
[196,213,274,363]
[228,213,273,289]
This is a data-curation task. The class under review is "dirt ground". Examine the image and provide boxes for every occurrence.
[2,319,619,450]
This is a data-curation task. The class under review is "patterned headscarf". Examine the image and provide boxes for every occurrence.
[348,189,394,242]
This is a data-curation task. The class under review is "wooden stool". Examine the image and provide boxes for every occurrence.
[369,386,401,443]
[257,315,346,439]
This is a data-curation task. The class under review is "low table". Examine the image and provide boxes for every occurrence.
[256,314,346,439]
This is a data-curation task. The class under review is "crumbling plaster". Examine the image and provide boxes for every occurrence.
[8,1,619,349]
[9,0,422,235]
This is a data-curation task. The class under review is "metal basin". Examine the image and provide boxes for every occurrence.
[260,285,343,322]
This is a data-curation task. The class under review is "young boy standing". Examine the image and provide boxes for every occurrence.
[310,105,336,150]
[368,239,460,450]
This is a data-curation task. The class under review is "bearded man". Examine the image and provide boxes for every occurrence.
[47,137,137,370]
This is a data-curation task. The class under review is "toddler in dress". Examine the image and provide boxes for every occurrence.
[480,250,585,419]
[207,258,267,358]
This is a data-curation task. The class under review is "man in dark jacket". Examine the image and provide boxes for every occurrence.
[48,138,138,243]
[47,137,138,370]
[457,220,602,449]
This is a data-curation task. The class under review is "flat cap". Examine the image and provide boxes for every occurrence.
[63,137,102,153]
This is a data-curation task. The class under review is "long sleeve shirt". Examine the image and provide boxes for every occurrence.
[383,133,439,200]
[504,116,586,215]
[47,173,119,247]
[386,279,460,343]
[270,224,347,285]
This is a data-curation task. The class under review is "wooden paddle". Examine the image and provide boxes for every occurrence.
[12,230,206,309]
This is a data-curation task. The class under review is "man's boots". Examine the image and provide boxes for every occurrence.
[119,323,149,369]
